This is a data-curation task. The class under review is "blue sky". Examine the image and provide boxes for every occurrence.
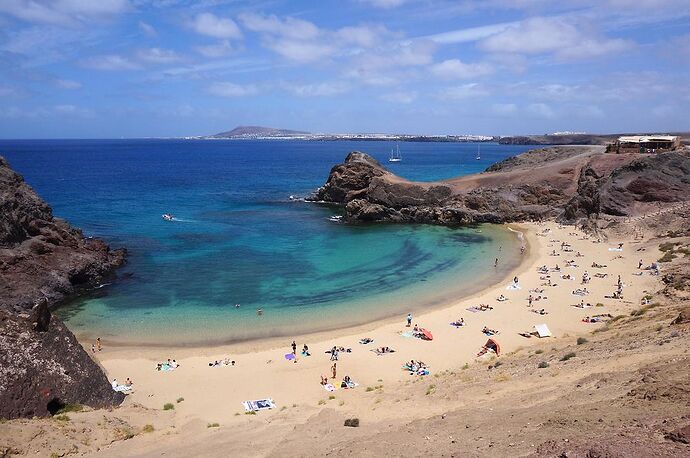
[1,0,689,138]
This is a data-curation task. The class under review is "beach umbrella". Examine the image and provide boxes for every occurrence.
[421,329,434,341]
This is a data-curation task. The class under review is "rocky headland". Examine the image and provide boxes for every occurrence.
[312,146,690,227]
[0,156,126,419]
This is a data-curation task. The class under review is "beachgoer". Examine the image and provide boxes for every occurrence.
[235,303,240,308]
[406,313,412,327]
[302,344,309,356]
[291,340,297,355]
[257,308,263,316]
[111,379,118,389]
[528,295,533,307]
[638,259,643,269]
[97,338,102,352]
[513,276,519,284]
[91,344,96,353]
[494,258,498,267]
[331,362,337,379]
[125,377,133,386]
[320,375,328,385]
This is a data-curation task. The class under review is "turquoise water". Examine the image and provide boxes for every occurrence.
[0,140,532,345]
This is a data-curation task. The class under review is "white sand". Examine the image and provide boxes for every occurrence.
[92,221,659,424]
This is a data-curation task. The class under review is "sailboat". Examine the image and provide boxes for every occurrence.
[389,144,402,162]
[476,144,481,160]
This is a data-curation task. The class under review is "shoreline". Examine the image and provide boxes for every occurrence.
[83,219,660,428]
[79,223,532,354]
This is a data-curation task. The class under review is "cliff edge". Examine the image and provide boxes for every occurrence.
[0,156,126,419]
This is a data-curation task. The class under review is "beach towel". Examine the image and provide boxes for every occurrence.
[112,385,132,393]
[608,248,623,252]
[324,384,336,392]
[450,322,466,327]
[507,283,521,290]
[466,307,481,313]
[284,353,296,361]
[400,331,415,338]
[243,399,276,412]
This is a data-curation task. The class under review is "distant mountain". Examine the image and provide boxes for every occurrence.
[209,126,310,139]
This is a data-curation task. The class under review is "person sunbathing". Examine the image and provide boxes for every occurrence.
[482,326,499,335]
[497,295,508,302]
[561,274,572,280]
[532,308,548,315]
[451,318,466,327]
[320,375,328,386]
[478,304,493,310]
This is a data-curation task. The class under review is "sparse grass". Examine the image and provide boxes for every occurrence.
[577,337,588,345]
[593,324,610,334]
[114,427,135,440]
[538,361,549,369]
[658,251,677,263]
[659,241,677,252]
[234,412,241,416]
[339,400,345,406]
[462,363,469,370]
[493,360,503,368]
[318,399,326,405]
[280,406,287,411]
[54,414,70,422]
[560,352,576,361]
[655,324,664,332]
[377,379,383,382]
[292,403,297,408]
[595,302,604,307]
[163,403,175,411]
[176,397,184,403]
[365,386,374,392]
[56,404,83,414]
[425,384,436,395]
[142,424,154,433]
[610,314,626,322]
[494,374,511,382]
[207,422,220,428]
[245,411,256,415]
[50,453,60,458]
[344,418,359,427]
[535,349,544,354]
[328,395,336,400]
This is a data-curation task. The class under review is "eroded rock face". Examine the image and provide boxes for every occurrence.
[0,155,126,419]
[0,306,124,419]
[312,148,690,226]
[0,156,126,311]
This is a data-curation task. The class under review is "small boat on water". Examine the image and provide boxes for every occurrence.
[162,213,174,221]
[328,215,343,222]
[476,144,481,160]
[388,144,402,163]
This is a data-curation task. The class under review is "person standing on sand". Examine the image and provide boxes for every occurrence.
[91,344,96,354]
[638,259,643,269]
[96,338,102,352]
[495,258,498,267]
[291,340,297,355]
[331,362,337,379]
[406,313,412,327]
[528,295,533,307]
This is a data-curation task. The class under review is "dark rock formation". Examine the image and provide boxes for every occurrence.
[0,155,126,419]
[0,156,126,312]
[312,148,690,226]
[0,306,124,419]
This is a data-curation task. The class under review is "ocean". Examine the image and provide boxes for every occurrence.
[0,139,534,345]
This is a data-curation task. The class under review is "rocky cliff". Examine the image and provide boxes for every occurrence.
[0,155,126,419]
[312,147,690,225]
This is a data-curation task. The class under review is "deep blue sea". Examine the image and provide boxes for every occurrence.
[0,140,534,345]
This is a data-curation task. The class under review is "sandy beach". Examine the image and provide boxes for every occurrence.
[91,220,660,426]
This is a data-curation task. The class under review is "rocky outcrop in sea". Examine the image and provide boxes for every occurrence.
[311,147,690,226]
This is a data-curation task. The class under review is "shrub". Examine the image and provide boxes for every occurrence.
[658,242,677,252]
[328,395,336,400]
[142,424,154,433]
[425,384,436,395]
[344,418,360,427]
[163,403,175,411]
[576,337,588,345]
[244,411,256,415]
[56,404,83,414]
[365,386,374,392]
[462,363,469,370]
[658,251,676,263]
[535,349,544,354]
[318,399,326,405]
[560,352,576,361]
[207,423,220,428]
[538,361,549,369]
[176,397,184,403]
[54,414,70,422]
[494,360,503,368]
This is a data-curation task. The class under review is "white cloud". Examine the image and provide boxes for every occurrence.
[265,39,335,63]
[0,0,130,26]
[380,91,417,103]
[138,20,156,37]
[335,25,388,48]
[137,47,181,64]
[0,103,92,118]
[431,59,494,79]
[281,81,350,97]
[195,40,235,58]
[480,17,631,59]
[239,12,320,41]
[207,82,258,97]
[191,12,242,40]
[82,54,140,70]
[424,21,519,45]
[438,83,488,100]
[56,79,81,89]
